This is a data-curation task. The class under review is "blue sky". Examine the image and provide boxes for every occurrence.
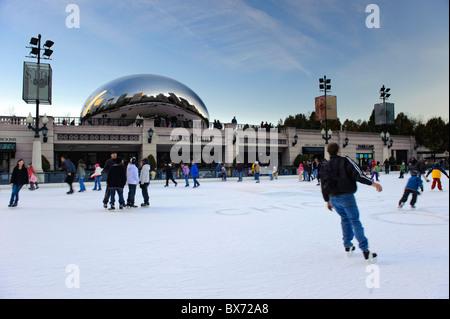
[0,0,448,126]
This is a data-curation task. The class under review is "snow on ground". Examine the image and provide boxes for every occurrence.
[0,173,448,299]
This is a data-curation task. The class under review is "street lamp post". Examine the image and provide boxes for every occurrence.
[25,34,54,173]
[319,76,332,144]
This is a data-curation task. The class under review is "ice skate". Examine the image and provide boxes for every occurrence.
[363,250,377,264]
[345,246,355,257]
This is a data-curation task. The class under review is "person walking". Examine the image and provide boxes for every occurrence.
[164,162,177,187]
[91,164,103,190]
[182,163,190,187]
[77,159,86,192]
[425,161,449,191]
[191,160,200,188]
[8,159,29,207]
[102,152,117,208]
[320,143,382,263]
[126,157,139,207]
[398,170,424,209]
[139,158,150,207]
[107,157,126,210]
[60,155,77,194]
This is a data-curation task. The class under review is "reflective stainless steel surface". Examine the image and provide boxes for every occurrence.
[81,74,209,125]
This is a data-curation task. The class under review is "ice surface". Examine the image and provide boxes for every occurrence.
[0,173,448,299]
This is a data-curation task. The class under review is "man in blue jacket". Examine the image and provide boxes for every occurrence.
[191,160,200,188]
[321,143,382,263]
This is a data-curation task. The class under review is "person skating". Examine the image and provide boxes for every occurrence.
[27,164,39,190]
[90,164,103,190]
[371,161,380,181]
[398,171,423,209]
[29,170,37,190]
[77,159,86,192]
[60,155,77,194]
[298,163,304,182]
[235,161,244,182]
[107,157,126,210]
[182,163,190,187]
[126,157,139,207]
[320,143,382,263]
[139,158,150,207]
[191,160,200,188]
[164,162,177,187]
[254,161,260,183]
[102,152,117,208]
[425,161,449,191]
[399,161,406,179]
[314,158,322,186]
[8,159,29,207]
[413,158,429,182]
[221,163,227,181]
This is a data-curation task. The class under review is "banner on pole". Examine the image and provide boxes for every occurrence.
[23,61,52,104]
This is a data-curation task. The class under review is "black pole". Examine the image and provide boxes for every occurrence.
[34,34,41,138]
[324,75,328,144]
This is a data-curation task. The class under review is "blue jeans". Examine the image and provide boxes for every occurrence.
[185,175,189,186]
[94,176,101,190]
[329,193,369,251]
[127,184,137,205]
[193,176,200,187]
[110,188,125,206]
[79,175,86,191]
[237,171,243,181]
[10,184,24,205]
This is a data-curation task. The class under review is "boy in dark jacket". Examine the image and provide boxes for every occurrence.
[107,157,126,210]
[60,156,77,194]
[398,171,424,209]
[321,143,382,263]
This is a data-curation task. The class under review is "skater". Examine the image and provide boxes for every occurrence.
[102,152,117,208]
[182,163,190,187]
[398,171,423,209]
[272,166,278,180]
[77,159,86,192]
[126,157,139,207]
[425,161,449,191]
[320,143,382,263]
[254,161,260,183]
[164,162,177,187]
[235,161,244,182]
[371,161,380,181]
[107,157,126,210]
[384,159,390,174]
[413,158,429,182]
[305,161,312,182]
[191,160,200,188]
[399,161,406,179]
[90,164,103,190]
[298,163,304,181]
[8,159,29,207]
[29,170,37,190]
[60,155,77,194]
[314,158,322,186]
[27,164,39,190]
[139,158,150,207]
[221,163,227,181]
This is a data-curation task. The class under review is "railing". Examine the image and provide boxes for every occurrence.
[0,167,298,185]
[0,116,29,126]
[53,117,137,127]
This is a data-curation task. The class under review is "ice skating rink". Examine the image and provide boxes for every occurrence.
[0,173,448,299]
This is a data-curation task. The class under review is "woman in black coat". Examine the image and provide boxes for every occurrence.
[9,159,29,207]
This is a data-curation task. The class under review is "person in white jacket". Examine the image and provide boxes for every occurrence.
[126,157,139,208]
[139,158,151,207]
[90,164,103,190]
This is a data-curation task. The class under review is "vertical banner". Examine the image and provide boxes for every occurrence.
[374,103,395,125]
[23,61,52,104]
[315,95,337,121]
